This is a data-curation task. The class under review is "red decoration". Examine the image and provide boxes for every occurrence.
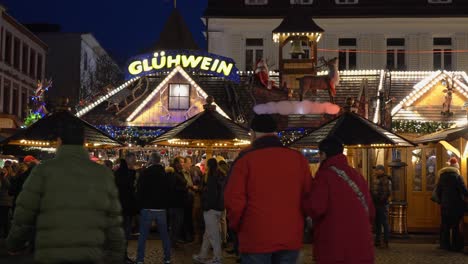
[160,149,166,155]
[187,150,192,155]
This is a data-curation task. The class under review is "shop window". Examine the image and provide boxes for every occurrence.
[168,84,190,110]
[425,148,437,192]
[386,38,406,70]
[433,37,452,70]
[245,38,263,71]
[245,0,268,5]
[338,38,357,70]
[412,149,422,191]
[336,0,358,4]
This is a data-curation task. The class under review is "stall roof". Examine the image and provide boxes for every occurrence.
[413,126,468,144]
[1,110,124,148]
[291,112,414,148]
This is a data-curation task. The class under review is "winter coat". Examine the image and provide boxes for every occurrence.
[224,135,312,254]
[0,174,13,207]
[6,145,125,264]
[202,169,225,212]
[114,166,137,216]
[436,166,468,215]
[372,174,392,207]
[166,167,188,208]
[304,154,375,264]
[9,165,34,206]
[137,164,172,210]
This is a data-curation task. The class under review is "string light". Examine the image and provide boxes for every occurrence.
[318,48,468,54]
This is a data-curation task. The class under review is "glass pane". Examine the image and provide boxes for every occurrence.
[425,148,437,192]
[433,49,442,70]
[3,80,10,114]
[386,50,395,70]
[178,84,190,96]
[338,50,347,70]
[246,38,263,46]
[245,49,253,71]
[255,49,263,63]
[444,49,452,70]
[178,97,190,110]
[349,50,357,70]
[169,84,179,96]
[168,97,179,109]
[397,50,405,70]
[412,149,422,191]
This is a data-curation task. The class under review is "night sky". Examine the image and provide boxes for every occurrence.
[1,0,208,65]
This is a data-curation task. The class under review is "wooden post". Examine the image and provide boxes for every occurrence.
[206,145,213,159]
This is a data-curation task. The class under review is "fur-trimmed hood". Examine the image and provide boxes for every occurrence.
[438,166,460,177]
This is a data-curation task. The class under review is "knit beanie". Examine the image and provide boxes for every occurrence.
[449,157,459,169]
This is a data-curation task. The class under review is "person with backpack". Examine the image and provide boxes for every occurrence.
[371,164,392,249]
[193,158,225,264]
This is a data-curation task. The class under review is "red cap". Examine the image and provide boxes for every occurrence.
[23,155,38,164]
[449,157,458,165]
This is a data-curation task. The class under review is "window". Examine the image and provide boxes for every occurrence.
[338,38,357,70]
[245,38,264,71]
[386,38,406,70]
[22,44,29,74]
[428,0,452,3]
[3,80,11,114]
[37,54,43,79]
[83,52,88,71]
[12,85,18,116]
[168,84,190,110]
[290,0,313,4]
[336,0,358,4]
[433,37,452,70]
[21,89,27,118]
[13,38,20,70]
[245,0,268,5]
[5,31,12,65]
[29,49,36,79]
[412,149,422,191]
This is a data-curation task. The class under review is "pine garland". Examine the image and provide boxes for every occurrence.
[391,120,455,134]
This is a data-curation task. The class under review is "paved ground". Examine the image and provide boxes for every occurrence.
[128,240,468,264]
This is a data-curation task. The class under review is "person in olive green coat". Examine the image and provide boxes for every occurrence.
[6,122,125,264]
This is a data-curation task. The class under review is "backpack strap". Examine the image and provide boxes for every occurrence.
[329,166,369,214]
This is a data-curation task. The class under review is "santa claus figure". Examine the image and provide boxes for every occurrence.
[254,59,277,90]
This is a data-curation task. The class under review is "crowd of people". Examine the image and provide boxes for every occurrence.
[0,114,467,264]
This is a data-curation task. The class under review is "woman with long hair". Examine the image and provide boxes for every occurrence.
[193,158,225,264]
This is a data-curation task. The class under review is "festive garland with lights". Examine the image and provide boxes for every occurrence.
[97,125,169,144]
[391,120,455,134]
[278,128,310,146]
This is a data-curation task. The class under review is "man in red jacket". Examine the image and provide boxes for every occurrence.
[224,114,312,264]
[304,137,375,264]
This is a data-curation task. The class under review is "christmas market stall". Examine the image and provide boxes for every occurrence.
[151,96,251,161]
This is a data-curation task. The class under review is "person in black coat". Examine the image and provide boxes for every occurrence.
[436,162,468,251]
[114,153,137,263]
[136,153,172,263]
[168,156,188,246]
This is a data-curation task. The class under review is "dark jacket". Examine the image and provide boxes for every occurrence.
[9,165,34,205]
[372,174,392,207]
[304,154,375,264]
[202,169,225,211]
[436,166,468,214]
[6,145,124,264]
[224,135,312,254]
[137,164,172,210]
[167,167,188,208]
[0,173,13,207]
[114,162,137,216]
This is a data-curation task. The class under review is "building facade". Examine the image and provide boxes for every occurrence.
[204,0,468,72]
[0,7,47,120]
[26,25,121,108]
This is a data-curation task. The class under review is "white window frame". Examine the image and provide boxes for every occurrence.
[245,0,268,5]
[386,38,406,70]
[428,0,452,4]
[168,84,190,110]
[290,0,313,4]
[245,38,264,71]
[433,37,452,71]
[335,0,358,4]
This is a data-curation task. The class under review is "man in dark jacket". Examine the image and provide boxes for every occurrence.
[9,156,38,210]
[436,162,468,251]
[169,157,188,246]
[6,121,124,264]
[371,164,392,248]
[136,153,172,264]
[224,114,312,263]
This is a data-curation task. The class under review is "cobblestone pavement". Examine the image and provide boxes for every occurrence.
[128,240,468,264]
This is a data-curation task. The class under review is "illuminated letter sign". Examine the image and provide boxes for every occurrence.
[126,50,240,83]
